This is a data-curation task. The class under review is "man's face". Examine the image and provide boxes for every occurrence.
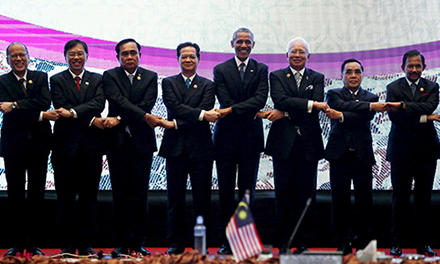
[7,43,29,77]
[342,62,363,91]
[231,32,254,62]
[117,42,140,74]
[286,41,309,71]
[179,46,199,76]
[402,55,425,83]
[66,43,88,75]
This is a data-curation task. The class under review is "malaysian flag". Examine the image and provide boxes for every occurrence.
[226,192,263,262]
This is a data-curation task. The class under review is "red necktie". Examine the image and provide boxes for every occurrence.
[75,76,81,91]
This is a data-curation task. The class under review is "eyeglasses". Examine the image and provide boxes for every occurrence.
[67,52,85,58]
[8,53,28,59]
[289,50,307,55]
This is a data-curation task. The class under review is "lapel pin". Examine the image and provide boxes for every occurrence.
[420,88,424,92]
[193,84,198,89]
[85,81,89,86]
[250,69,254,73]
[356,99,359,102]
[287,73,291,78]
[137,74,141,80]
[306,76,309,80]
[28,80,33,84]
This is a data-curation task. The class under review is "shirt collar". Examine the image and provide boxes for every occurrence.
[69,69,85,79]
[405,77,420,86]
[289,67,305,76]
[234,56,249,68]
[345,87,361,95]
[124,68,138,77]
[181,73,196,82]
[13,71,28,81]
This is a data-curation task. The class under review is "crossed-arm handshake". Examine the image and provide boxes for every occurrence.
[255,101,440,121]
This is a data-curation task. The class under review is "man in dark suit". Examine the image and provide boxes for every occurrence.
[324,59,388,255]
[212,27,268,255]
[159,42,219,254]
[385,50,440,257]
[264,37,328,253]
[50,39,105,256]
[103,38,162,257]
[0,42,55,256]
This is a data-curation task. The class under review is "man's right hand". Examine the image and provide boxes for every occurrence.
[204,109,221,122]
[145,114,163,128]
[43,110,60,121]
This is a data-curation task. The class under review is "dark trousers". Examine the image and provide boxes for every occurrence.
[52,144,102,250]
[4,145,49,248]
[273,136,317,249]
[390,158,436,246]
[107,134,153,247]
[166,153,212,247]
[329,149,373,249]
[216,148,260,244]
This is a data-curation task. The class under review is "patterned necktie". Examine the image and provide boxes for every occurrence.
[186,78,191,89]
[239,63,245,81]
[75,76,81,91]
[128,74,134,84]
[294,72,302,90]
[19,78,27,97]
[410,82,416,96]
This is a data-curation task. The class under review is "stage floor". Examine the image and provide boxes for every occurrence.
[0,248,429,257]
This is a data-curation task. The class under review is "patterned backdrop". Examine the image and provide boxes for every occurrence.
[1,0,440,190]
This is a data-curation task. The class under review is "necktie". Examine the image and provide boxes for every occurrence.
[18,78,27,97]
[294,72,302,90]
[128,74,134,84]
[186,78,191,89]
[239,63,245,81]
[75,76,81,91]
[410,82,416,96]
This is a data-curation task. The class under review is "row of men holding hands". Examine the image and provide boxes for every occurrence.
[0,27,438,258]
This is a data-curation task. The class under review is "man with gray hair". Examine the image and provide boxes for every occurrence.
[213,27,268,255]
[264,37,327,254]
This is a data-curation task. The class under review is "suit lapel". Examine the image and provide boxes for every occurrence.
[183,74,202,104]
[116,67,131,98]
[7,71,26,99]
[297,68,309,98]
[413,78,425,102]
[284,67,298,96]
[242,58,256,93]
[80,70,91,102]
[62,70,81,105]
[400,78,414,101]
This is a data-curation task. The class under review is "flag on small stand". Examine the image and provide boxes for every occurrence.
[226,192,263,262]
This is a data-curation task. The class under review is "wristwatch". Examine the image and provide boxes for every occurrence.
[11,102,17,109]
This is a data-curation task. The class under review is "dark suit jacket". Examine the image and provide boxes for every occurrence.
[213,58,268,154]
[103,66,158,154]
[386,77,440,162]
[265,67,325,161]
[0,70,51,157]
[325,87,378,165]
[50,69,106,157]
[159,74,215,161]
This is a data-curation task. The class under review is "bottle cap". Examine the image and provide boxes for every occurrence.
[196,215,203,224]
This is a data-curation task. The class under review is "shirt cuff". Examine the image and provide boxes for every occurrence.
[339,113,345,123]
[198,110,205,121]
[420,115,427,123]
[89,117,96,127]
[173,119,178,130]
[307,100,313,113]
[39,111,44,121]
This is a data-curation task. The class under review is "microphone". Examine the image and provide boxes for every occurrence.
[286,197,312,254]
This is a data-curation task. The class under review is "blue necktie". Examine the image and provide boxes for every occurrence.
[186,78,191,89]
[410,82,416,96]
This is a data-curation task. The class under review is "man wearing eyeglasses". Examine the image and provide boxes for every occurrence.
[103,38,162,257]
[50,39,105,256]
[324,59,388,255]
[264,37,327,254]
[0,42,54,256]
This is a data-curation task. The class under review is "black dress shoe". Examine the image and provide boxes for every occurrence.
[78,247,96,256]
[131,247,151,256]
[390,246,402,256]
[278,247,291,255]
[4,247,23,257]
[27,247,45,256]
[336,244,353,255]
[417,245,437,256]
[293,246,309,254]
[217,245,232,255]
[61,247,76,256]
[111,247,129,258]
[165,246,185,255]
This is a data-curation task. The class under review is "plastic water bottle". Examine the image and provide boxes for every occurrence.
[194,215,206,255]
